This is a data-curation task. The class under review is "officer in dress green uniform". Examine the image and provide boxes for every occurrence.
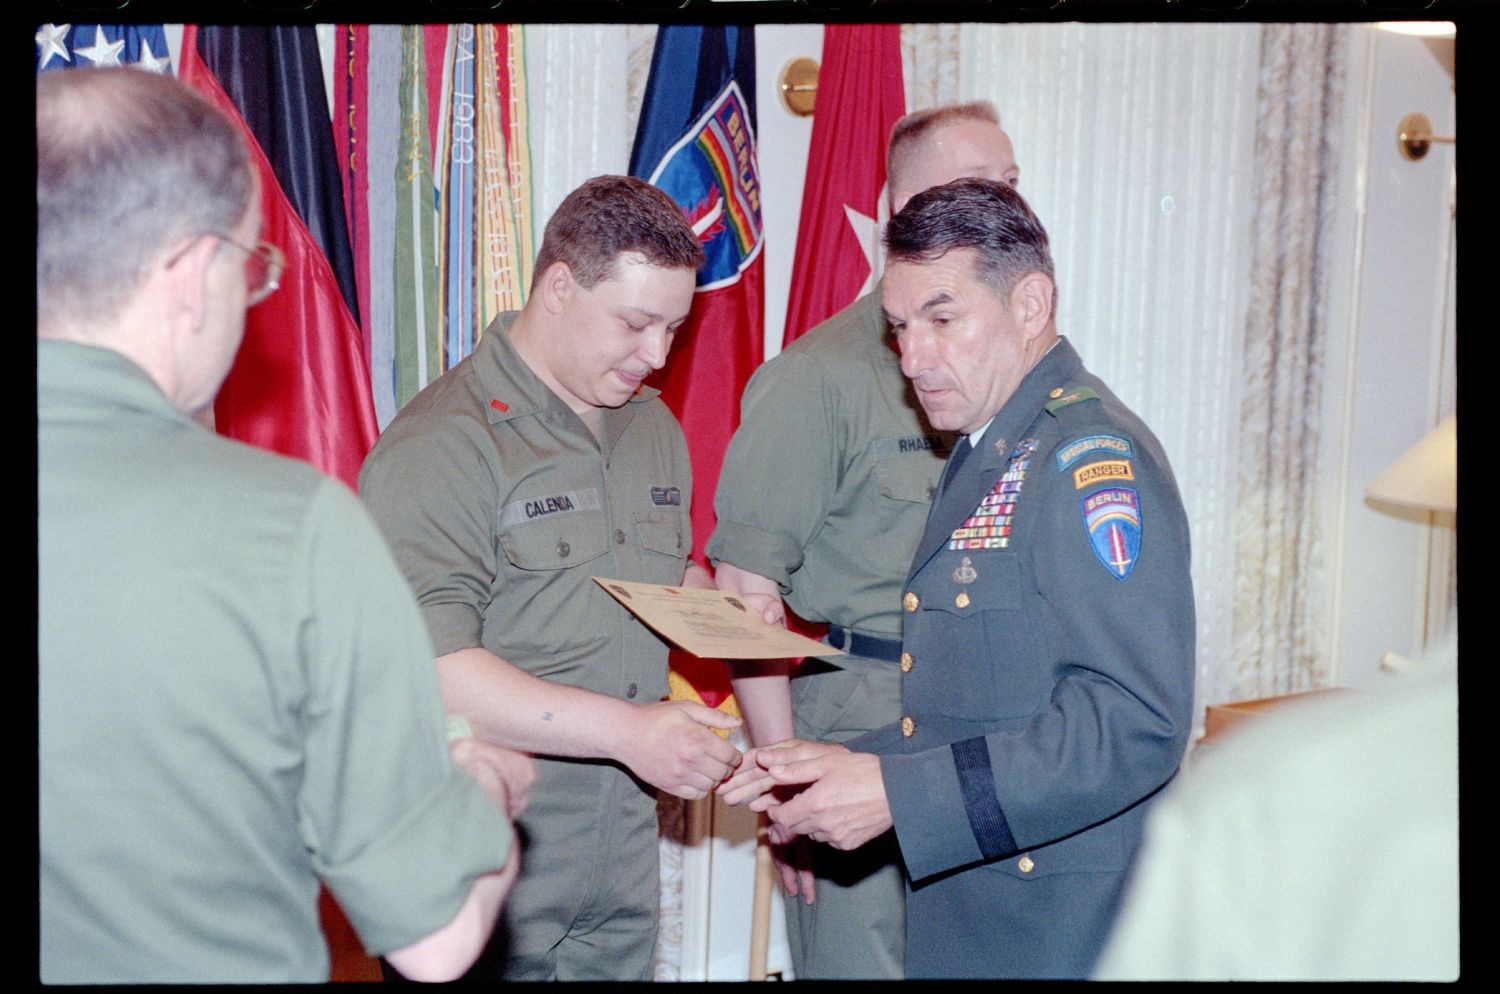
[359,176,743,982]
[707,103,1019,979]
[720,177,1195,979]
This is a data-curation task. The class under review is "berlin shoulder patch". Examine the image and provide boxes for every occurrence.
[1081,487,1141,580]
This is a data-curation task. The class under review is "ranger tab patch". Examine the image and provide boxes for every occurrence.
[1082,487,1141,580]
[1072,459,1134,489]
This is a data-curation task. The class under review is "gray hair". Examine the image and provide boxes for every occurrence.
[37,68,254,330]
[883,177,1055,303]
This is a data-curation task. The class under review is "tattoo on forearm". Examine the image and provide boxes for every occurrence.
[542,712,554,721]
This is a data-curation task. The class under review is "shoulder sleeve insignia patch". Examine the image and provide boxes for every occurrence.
[1081,487,1141,580]
[1045,386,1100,415]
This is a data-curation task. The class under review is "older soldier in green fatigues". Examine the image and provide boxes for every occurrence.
[706,103,1020,979]
[359,176,742,982]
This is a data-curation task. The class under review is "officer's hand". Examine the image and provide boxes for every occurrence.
[717,738,817,805]
[449,736,537,818]
[765,818,817,904]
[619,700,743,800]
[717,747,777,806]
[758,749,892,852]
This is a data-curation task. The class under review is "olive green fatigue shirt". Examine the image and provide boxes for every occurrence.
[706,291,951,979]
[39,341,512,984]
[708,290,951,734]
[358,312,692,979]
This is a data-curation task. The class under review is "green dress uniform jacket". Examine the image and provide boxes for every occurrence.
[854,337,1196,979]
[708,292,952,978]
[358,312,692,981]
[39,341,512,984]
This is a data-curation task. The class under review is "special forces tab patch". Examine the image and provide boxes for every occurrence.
[1082,487,1141,580]
[1055,434,1133,471]
[651,486,683,506]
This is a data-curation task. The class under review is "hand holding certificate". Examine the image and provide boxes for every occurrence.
[593,577,846,660]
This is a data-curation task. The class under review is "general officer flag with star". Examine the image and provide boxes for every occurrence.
[782,24,905,346]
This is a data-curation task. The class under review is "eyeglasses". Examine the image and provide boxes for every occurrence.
[215,235,286,306]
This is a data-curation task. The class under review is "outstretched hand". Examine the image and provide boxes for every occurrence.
[617,699,743,800]
[754,746,892,852]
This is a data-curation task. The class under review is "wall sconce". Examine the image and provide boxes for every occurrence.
[778,57,818,117]
[1397,112,1455,162]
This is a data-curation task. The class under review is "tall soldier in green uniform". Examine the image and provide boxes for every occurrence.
[359,176,743,982]
[39,68,523,984]
[721,178,1195,979]
[706,103,1019,979]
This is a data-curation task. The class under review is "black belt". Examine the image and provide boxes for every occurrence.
[827,626,903,663]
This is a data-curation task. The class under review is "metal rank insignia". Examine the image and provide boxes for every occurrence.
[952,556,977,609]
[947,438,1040,551]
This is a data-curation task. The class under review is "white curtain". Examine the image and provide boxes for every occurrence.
[958,23,1342,720]
[902,23,962,111]
[525,24,633,229]
[1232,24,1348,698]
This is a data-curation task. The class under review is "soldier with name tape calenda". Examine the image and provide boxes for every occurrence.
[359,176,743,982]
[719,176,1196,979]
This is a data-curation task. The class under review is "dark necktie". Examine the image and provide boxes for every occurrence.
[943,437,974,491]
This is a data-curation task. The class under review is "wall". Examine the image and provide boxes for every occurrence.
[1318,24,1457,687]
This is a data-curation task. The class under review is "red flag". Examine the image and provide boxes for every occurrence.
[178,25,379,491]
[630,27,764,709]
[331,25,372,367]
[782,25,905,346]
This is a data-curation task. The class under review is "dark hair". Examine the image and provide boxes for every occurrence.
[886,100,1001,191]
[884,177,1054,302]
[37,67,253,329]
[531,175,705,293]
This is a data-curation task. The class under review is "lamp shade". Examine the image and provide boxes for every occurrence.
[1365,415,1457,513]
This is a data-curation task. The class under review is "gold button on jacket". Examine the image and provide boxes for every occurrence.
[903,591,919,612]
[900,651,913,673]
[901,716,915,737]
[1018,855,1035,874]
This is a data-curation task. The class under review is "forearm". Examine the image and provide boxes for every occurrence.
[436,646,643,764]
[728,662,795,746]
[437,646,741,799]
[383,841,520,982]
[715,563,796,746]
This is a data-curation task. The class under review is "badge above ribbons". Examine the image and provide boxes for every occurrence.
[1082,487,1141,580]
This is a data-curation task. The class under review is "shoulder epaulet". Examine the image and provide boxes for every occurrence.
[1044,385,1100,415]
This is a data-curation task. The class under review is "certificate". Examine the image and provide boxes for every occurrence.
[593,577,846,660]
